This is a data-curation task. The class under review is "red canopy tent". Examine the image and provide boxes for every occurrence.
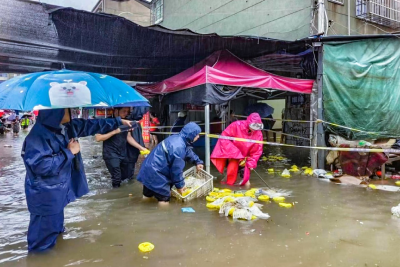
[137,50,315,173]
[137,50,314,97]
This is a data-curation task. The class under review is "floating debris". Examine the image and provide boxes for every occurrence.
[281,169,291,178]
[279,203,293,208]
[138,242,155,252]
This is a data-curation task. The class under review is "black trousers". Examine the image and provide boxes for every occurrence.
[105,157,138,186]
[122,150,140,181]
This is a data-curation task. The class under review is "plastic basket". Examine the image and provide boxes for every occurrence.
[171,166,214,202]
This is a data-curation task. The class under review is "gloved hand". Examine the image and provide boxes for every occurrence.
[140,149,150,156]
[239,157,247,167]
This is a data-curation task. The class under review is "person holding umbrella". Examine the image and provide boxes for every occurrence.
[0,69,150,252]
[22,108,132,251]
[95,107,148,188]
[21,114,31,130]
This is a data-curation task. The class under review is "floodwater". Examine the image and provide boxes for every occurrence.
[0,129,400,267]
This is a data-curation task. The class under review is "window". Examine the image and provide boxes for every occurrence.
[356,0,400,29]
[328,0,345,4]
[151,0,163,24]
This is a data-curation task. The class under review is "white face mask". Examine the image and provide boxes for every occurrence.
[249,123,263,131]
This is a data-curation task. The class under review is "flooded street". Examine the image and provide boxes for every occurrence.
[1,130,400,267]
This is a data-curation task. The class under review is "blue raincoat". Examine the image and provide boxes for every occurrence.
[137,122,203,197]
[22,109,121,252]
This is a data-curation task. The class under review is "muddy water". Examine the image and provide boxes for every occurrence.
[0,130,400,267]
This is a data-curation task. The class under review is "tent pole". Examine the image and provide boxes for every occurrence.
[205,104,211,173]
[316,45,325,169]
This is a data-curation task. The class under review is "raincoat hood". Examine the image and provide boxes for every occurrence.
[129,107,149,121]
[37,109,65,129]
[179,122,201,143]
[246,113,262,127]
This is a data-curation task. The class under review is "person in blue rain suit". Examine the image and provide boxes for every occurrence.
[137,122,204,204]
[171,111,187,133]
[21,108,132,252]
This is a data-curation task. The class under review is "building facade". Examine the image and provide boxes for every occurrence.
[150,0,399,41]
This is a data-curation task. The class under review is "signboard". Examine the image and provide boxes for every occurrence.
[96,109,113,117]
[140,112,150,143]
[185,104,205,111]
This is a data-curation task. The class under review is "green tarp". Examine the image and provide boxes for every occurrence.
[323,38,400,140]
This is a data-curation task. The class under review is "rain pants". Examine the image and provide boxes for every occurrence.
[137,122,203,198]
[22,109,121,252]
[211,113,263,185]
[103,130,129,187]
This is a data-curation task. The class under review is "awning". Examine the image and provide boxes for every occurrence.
[137,50,314,95]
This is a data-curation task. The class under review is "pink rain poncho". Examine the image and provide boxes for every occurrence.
[211,113,263,185]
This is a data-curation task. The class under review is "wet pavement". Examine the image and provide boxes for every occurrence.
[0,128,400,267]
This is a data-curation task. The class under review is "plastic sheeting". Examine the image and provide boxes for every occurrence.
[323,38,400,140]
[0,0,312,81]
[161,84,242,106]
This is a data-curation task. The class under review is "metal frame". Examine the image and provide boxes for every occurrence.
[356,0,400,29]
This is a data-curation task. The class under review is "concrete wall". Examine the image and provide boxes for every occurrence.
[159,0,398,41]
[104,0,150,26]
[159,0,313,41]
[325,0,396,36]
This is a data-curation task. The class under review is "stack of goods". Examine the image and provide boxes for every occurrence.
[206,188,295,221]
[181,176,205,197]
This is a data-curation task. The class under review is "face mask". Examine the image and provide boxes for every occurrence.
[249,123,263,131]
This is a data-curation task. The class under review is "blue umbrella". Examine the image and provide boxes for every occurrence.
[0,70,149,110]
[244,103,274,118]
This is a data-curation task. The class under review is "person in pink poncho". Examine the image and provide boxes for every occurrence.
[211,113,264,186]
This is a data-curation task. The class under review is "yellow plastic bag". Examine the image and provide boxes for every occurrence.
[258,195,270,201]
[281,169,291,178]
[140,149,150,156]
[228,207,235,216]
[206,196,216,202]
[304,168,314,176]
[222,188,232,193]
[273,196,285,203]
[279,203,293,208]
[206,203,218,209]
[209,192,219,197]
[182,189,192,197]
[368,184,377,190]
[138,242,155,252]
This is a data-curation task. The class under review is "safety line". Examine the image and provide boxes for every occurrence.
[206,134,400,153]
[143,121,225,129]
[234,115,315,124]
